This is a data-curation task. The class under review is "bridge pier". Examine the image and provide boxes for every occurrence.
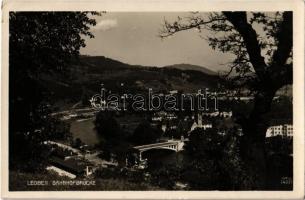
[139,151,143,161]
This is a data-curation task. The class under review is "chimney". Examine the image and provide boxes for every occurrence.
[198,113,202,126]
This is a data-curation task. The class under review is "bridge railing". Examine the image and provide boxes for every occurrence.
[133,141,180,150]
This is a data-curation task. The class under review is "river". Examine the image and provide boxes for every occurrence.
[70,118,188,168]
[70,118,99,145]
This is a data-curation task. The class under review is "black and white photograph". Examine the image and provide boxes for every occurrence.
[1,0,304,199]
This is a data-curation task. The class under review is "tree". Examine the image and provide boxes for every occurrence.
[183,128,250,190]
[95,111,122,141]
[72,138,84,149]
[160,12,292,189]
[182,128,226,189]
[164,128,179,139]
[9,12,99,170]
[44,117,71,140]
[94,111,131,165]
[131,120,162,145]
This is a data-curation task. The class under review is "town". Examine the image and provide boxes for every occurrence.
[41,84,292,190]
[8,11,294,192]
[90,86,219,112]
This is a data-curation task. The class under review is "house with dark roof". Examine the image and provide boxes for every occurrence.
[47,156,94,179]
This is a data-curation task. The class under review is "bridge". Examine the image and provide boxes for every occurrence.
[133,139,186,161]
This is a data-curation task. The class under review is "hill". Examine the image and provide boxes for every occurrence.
[39,55,220,110]
[163,64,217,75]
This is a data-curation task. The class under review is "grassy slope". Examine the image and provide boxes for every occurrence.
[40,55,220,110]
[9,171,161,191]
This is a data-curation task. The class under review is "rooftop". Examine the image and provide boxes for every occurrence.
[49,156,92,175]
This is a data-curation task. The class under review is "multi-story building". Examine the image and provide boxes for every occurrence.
[202,111,232,118]
[266,124,293,138]
[189,113,212,132]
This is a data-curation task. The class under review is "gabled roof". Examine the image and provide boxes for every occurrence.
[49,156,90,175]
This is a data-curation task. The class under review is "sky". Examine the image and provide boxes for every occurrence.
[80,12,235,72]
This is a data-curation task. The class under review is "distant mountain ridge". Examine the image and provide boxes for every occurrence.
[163,63,217,75]
[41,55,221,110]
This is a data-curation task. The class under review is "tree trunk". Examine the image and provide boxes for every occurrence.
[239,88,277,189]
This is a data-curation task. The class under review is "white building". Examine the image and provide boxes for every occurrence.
[266,124,293,138]
[202,111,232,118]
[189,113,212,132]
[152,116,162,121]
[220,111,232,118]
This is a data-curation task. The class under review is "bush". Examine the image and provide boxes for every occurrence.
[150,164,181,189]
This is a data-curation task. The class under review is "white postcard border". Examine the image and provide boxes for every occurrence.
[1,0,304,199]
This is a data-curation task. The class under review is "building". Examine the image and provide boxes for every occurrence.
[202,111,232,118]
[220,111,233,118]
[189,122,212,132]
[161,124,167,132]
[266,123,293,138]
[47,156,94,179]
[152,116,162,122]
[45,142,95,178]
[189,113,212,132]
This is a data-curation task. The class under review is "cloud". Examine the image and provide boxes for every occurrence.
[92,19,118,31]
